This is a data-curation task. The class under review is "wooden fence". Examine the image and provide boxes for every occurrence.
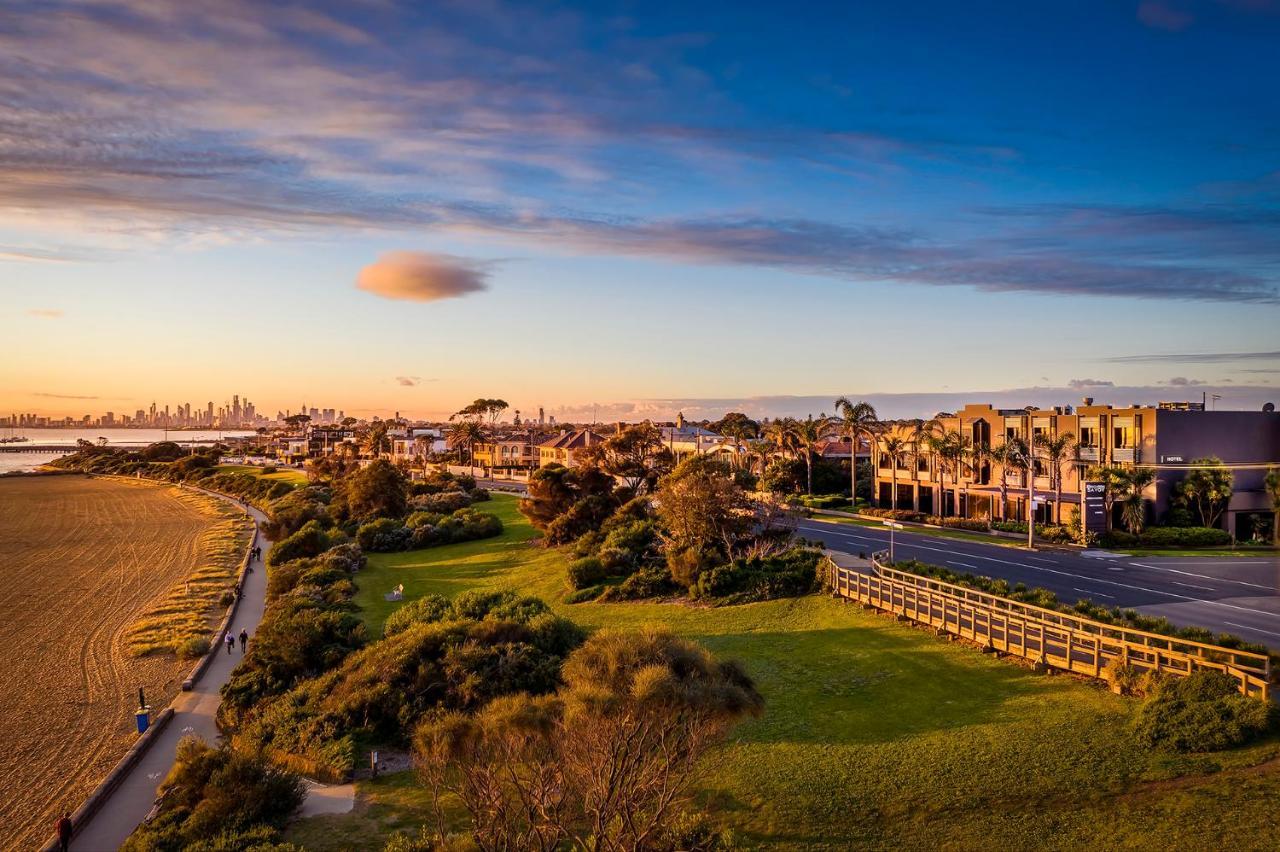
[828,551,1271,700]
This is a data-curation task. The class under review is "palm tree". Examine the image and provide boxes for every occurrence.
[446,420,488,469]
[881,435,908,510]
[1119,466,1158,535]
[1039,431,1077,525]
[1265,467,1280,547]
[989,439,1020,521]
[833,398,879,507]
[787,416,828,496]
[361,420,391,458]
[926,429,971,517]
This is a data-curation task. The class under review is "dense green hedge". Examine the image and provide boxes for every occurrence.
[1133,670,1275,752]
[1101,526,1232,549]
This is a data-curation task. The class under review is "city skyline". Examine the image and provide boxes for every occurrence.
[3,0,1279,414]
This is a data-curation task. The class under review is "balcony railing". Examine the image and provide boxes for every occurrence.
[1113,448,1135,463]
[1078,447,1099,462]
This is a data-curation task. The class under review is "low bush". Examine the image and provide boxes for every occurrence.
[237,597,583,780]
[179,636,211,660]
[120,737,304,852]
[268,520,341,567]
[356,508,504,553]
[860,507,925,522]
[693,547,823,604]
[1133,670,1276,752]
[924,516,990,532]
[409,489,474,514]
[567,556,609,590]
[564,585,605,604]
[799,494,850,510]
[1101,526,1231,549]
[598,565,680,602]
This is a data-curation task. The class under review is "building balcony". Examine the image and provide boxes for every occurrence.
[1078,447,1099,462]
[1113,448,1135,463]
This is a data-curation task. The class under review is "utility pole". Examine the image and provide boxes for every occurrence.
[1027,416,1036,550]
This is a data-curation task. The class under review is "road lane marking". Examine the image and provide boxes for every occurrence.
[1173,581,1216,592]
[1025,556,1057,564]
[1129,562,1275,592]
[947,561,978,570]
[1074,588,1114,599]
[1223,621,1280,640]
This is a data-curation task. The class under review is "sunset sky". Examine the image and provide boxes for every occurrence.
[4,0,1279,421]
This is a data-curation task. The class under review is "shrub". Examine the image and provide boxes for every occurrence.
[179,636,212,660]
[410,490,474,514]
[237,604,582,780]
[1133,670,1275,752]
[860,507,925,522]
[383,594,454,637]
[598,566,680,602]
[120,737,304,852]
[356,518,413,553]
[262,466,278,474]
[567,556,608,590]
[564,585,605,604]
[1137,526,1232,548]
[268,520,336,566]
[693,547,823,603]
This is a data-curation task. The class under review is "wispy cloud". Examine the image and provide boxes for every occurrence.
[395,375,437,387]
[1105,350,1280,364]
[1138,1,1196,31]
[1166,376,1206,386]
[357,253,489,303]
[32,391,98,399]
[1067,378,1115,389]
[26,308,64,318]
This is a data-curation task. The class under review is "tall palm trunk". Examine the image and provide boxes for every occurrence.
[848,428,857,504]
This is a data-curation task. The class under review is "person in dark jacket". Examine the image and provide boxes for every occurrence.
[238,628,249,652]
[57,813,72,852]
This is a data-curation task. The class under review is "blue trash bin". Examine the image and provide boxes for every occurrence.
[136,706,152,734]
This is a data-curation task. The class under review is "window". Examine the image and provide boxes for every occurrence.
[1113,426,1135,449]
[1079,426,1097,447]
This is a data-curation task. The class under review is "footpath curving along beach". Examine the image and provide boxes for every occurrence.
[65,495,271,852]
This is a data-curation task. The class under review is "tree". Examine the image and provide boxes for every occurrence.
[361,420,392,458]
[1265,467,1280,547]
[341,416,358,427]
[1118,466,1157,535]
[285,414,311,429]
[925,428,970,517]
[1181,457,1233,529]
[880,436,907,510]
[519,464,617,543]
[711,412,760,440]
[833,398,878,506]
[413,628,764,852]
[988,439,1020,521]
[579,423,674,495]
[446,420,488,468]
[453,398,510,425]
[656,455,751,568]
[339,458,409,520]
[1085,465,1128,533]
[786,416,827,496]
[1039,432,1077,524]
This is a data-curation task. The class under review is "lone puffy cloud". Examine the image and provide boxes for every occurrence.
[356,252,488,303]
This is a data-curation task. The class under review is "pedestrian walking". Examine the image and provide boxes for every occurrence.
[238,628,248,653]
[57,812,72,852]
[225,633,235,655]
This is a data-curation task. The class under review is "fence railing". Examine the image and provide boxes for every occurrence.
[828,551,1270,700]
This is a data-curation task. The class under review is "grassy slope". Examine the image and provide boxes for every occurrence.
[290,494,1280,851]
[217,463,309,486]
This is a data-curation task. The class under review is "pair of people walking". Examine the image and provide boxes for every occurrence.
[224,628,249,655]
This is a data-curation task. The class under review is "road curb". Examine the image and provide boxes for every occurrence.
[39,707,176,852]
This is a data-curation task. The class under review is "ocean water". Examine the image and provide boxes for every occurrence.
[0,428,255,474]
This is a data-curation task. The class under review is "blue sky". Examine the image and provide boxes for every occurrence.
[3,0,1279,420]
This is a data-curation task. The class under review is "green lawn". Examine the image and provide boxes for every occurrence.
[217,463,309,487]
[290,493,1280,850]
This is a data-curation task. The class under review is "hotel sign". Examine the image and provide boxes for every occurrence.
[1083,481,1108,537]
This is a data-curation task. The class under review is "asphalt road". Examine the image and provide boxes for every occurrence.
[796,518,1280,649]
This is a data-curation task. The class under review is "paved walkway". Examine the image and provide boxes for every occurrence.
[71,500,270,851]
